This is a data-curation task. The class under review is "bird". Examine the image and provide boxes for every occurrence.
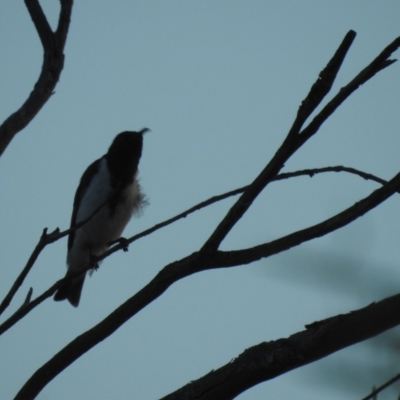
[54,129,148,307]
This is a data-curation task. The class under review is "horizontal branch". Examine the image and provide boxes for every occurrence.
[100,164,391,259]
[13,169,400,399]
[161,292,400,400]
[0,165,392,332]
[215,170,400,267]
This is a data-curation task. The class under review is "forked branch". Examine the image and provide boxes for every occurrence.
[0,164,392,328]
[12,31,400,399]
[200,31,400,253]
[13,168,400,399]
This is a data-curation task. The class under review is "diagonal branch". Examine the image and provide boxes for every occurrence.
[200,32,400,254]
[24,0,54,49]
[214,170,400,267]
[100,164,395,259]
[0,164,392,330]
[360,373,400,400]
[55,0,73,49]
[0,185,119,317]
[0,0,73,156]
[288,30,356,136]
[299,35,400,143]
[0,227,60,317]
[12,171,400,398]
[160,292,400,400]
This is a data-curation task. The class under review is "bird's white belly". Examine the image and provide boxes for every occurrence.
[67,159,141,269]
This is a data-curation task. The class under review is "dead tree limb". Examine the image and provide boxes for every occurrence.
[161,293,400,400]
[0,0,73,156]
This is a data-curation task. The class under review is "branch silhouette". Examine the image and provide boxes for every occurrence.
[0,186,120,316]
[0,164,392,331]
[13,31,400,398]
[161,293,400,400]
[360,372,400,400]
[12,146,400,400]
[0,0,73,156]
[200,31,400,253]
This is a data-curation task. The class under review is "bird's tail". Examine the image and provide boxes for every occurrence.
[54,272,86,307]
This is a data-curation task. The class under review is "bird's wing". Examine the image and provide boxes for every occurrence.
[68,158,102,251]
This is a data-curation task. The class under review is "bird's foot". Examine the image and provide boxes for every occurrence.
[109,237,129,251]
[89,253,100,270]
[118,237,129,252]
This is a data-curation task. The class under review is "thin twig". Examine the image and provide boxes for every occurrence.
[0,228,58,316]
[213,170,400,267]
[288,30,356,136]
[198,32,358,254]
[0,186,116,316]
[99,164,394,260]
[11,171,400,398]
[0,164,391,327]
[10,32,400,398]
[200,32,400,254]
[300,35,400,143]
[361,373,400,400]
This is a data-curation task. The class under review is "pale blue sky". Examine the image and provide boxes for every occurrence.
[1,1,400,399]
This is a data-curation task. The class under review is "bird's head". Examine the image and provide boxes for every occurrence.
[106,128,149,181]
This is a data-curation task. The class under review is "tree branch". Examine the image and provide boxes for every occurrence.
[200,32,400,254]
[101,164,393,259]
[360,373,400,400]
[12,170,400,398]
[0,228,59,316]
[299,35,400,143]
[288,30,356,136]
[0,164,393,331]
[24,0,54,49]
[214,170,400,267]
[0,0,73,156]
[161,293,400,400]
[10,30,400,397]
[0,184,120,317]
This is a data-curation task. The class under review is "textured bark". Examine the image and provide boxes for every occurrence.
[161,293,400,399]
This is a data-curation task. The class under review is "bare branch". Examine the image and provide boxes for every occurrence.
[55,0,73,49]
[0,0,73,156]
[300,35,400,143]
[361,374,400,400]
[288,30,356,136]
[0,184,121,316]
[9,30,400,396]
[18,288,33,311]
[161,293,400,400]
[214,170,400,267]
[100,164,394,260]
[0,228,59,316]
[24,0,54,49]
[12,171,400,399]
[0,282,59,335]
[0,164,391,328]
[361,373,400,400]
[200,32,400,254]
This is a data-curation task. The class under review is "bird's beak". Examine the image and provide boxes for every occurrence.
[139,128,150,135]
